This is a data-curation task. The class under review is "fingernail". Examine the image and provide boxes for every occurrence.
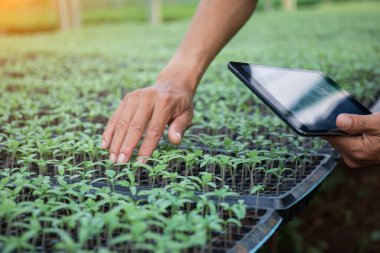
[339,115,352,129]
[117,153,126,164]
[176,132,182,140]
[101,140,107,149]
[109,153,116,163]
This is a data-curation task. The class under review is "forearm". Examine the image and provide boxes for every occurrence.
[158,0,257,95]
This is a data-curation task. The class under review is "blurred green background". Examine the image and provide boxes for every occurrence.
[0,0,377,33]
[0,0,379,253]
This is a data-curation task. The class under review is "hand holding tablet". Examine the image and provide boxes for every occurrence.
[228,61,380,168]
[228,61,372,136]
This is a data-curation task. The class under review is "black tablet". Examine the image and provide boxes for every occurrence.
[228,61,372,136]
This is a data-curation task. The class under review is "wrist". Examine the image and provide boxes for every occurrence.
[157,59,203,96]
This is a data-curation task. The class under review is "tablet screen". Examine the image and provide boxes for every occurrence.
[241,65,370,132]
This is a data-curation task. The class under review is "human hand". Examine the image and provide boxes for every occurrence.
[102,81,194,164]
[325,112,380,168]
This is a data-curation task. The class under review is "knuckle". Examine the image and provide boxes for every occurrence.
[116,121,129,132]
[109,143,120,154]
[106,118,117,128]
[109,117,117,124]
[158,91,172,104]
[138,145,154,157]
[175,122,188,132]
[142,87,157,97]
[361,138,377,160]
[350,150,368,163]
[367,146,380,162]
[128,90,141,99]
[120,144,134,155]
[353,118,366,131]
[145,127,162,140]
[128,122,143,133]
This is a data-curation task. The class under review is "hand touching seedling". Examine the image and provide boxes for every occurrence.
[326,112,380,168]
[101,0,257,163]
[102,82,194,164]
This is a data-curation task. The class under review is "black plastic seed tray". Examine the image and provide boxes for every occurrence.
[80,191,282,253]
[100,153,335,224]
[1,182,281,253]
[223,209,282,253]
[222,154,336,223]
[169,146,337,223]
[82,146,336,224]
[3,179,282,253]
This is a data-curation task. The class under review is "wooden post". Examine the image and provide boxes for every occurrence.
[282,0,297,11]
[57,0,70,30]
[148,0,162,24]
[57,0,81,30]
[68,0,81,28]
[263,0,273,12]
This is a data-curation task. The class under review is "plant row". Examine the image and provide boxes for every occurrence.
[0,166,260,253]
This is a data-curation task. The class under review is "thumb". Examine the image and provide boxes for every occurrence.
[336,112,380,135]
[168,111,193,145]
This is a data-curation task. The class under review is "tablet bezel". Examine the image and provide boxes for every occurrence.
[227,61,371,136]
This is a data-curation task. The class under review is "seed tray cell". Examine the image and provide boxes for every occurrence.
[187,126,328,154]
[105,156,320,193]
[223,154,336,223]
[159,146,336,223]
[225,209,282,253]
[99,153,335,223]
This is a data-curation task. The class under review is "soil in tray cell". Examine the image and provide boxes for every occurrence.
[0,151,20,169]
[0,152,9,168]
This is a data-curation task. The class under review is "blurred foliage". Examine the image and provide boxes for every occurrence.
[255,0,378,10]
[1,0,378,33]
[81,0,198,24]
[0,0,198,33]
[79,0,380,24]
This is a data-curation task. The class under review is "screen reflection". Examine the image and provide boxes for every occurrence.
[242,65,370,131]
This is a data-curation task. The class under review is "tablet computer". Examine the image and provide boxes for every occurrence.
[228,61,372,136]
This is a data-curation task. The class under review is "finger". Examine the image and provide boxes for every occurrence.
[102,96,128,149]
[137,106,171,160]
[108,92,140,162]
[325,136,375,168]
[340,154,363,169]
[117,96,155,163]
[336,112,380,135]
[324,136,364,153]
[168,110,193,145]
